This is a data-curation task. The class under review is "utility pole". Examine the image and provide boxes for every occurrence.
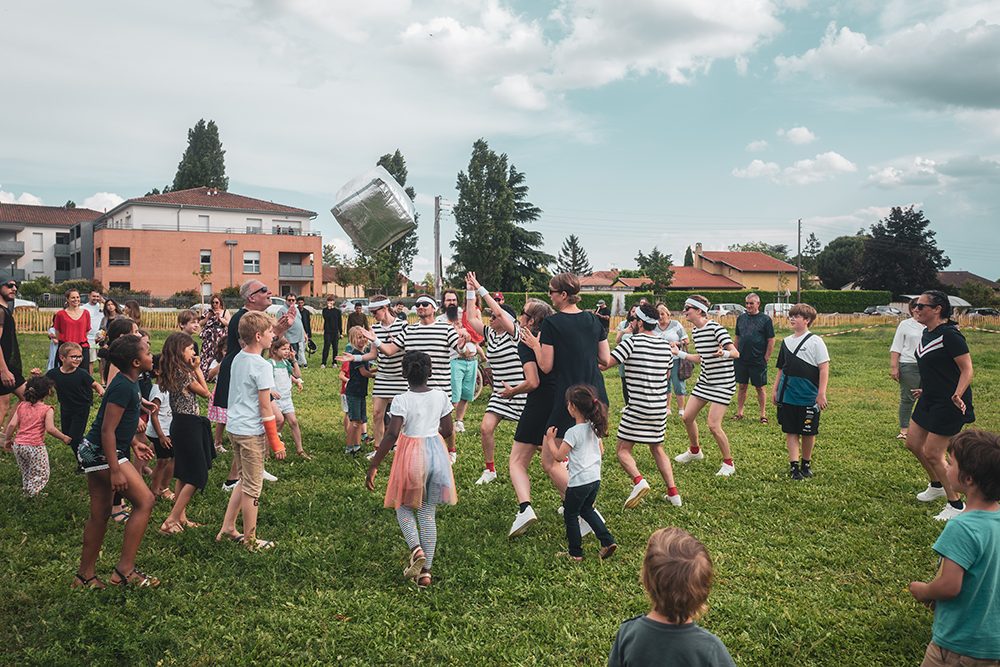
[796,218,802,304]
[433,195,441,303]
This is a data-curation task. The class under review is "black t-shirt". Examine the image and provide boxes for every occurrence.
[346,359,371,396]
[0,302,23,379]
[86,373,141,451]
[595,306,611,334]
[213,307,248,409]
[735,312,775,365]
[539,310,609,403]
[916,323,972,404]
[322,307,342,336]
[46,367,94,412]
[518,341,555,394]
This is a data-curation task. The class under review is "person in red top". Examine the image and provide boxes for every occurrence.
[53,289,92,355]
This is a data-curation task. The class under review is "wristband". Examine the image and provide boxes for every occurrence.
[476,286,488,298]
[353,354,364,363]
[675,350,689,360]
[372,338,382,348]
[722,350,731,359]
[466,290,476,301]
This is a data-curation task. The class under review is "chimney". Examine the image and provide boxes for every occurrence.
[694,242,703,270]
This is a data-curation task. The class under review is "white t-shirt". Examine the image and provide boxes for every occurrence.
[563,422,603,487]
[655,319,688,345]
[226,350,275,436]
[145,384,172,437]
[890,317,925,364]
[82,302,103,342]
[388,388,452,437]
[781,331,830,367]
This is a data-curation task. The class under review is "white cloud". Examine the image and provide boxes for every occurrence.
[777,126,816,144]
[867,154,1000,188]
[732,159,779,179]
[734,55,749,75]
[80,192,124,212]
[493,74,549,110]
[733,151,857,184]
[745,139,769,152]
[0,190,44,205]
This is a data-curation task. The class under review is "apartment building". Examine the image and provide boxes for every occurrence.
[0,203,102,282]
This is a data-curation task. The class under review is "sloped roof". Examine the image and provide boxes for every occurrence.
[616,277,652,288]
[0,203,102,227]
[700,251,798,272]
[106,187,316,218]
[579,270,621,287]
[667,266,744,289]
[937,271,1000,290]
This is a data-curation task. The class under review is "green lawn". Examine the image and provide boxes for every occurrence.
[1,327,997,666]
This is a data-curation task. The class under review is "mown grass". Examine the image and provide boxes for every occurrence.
[1,327,997,666]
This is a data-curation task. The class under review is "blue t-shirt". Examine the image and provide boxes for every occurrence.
[85,373,141,454]
[931,509,1000,659]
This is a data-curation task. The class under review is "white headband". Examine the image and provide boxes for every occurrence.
[415,297,437,308]
[368,298,390,309]
[635,308,658,325]
[684,298,708,313]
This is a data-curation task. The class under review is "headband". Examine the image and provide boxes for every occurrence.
[368,298,390,309]
[635,308,658,325]
[684,298,708,314]
[415,297,438,308]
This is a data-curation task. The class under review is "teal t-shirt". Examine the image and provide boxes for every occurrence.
[931,509,1000,659]
[608,616,736,667]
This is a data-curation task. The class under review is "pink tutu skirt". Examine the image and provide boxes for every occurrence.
[207,390,227,424]
[383,434,457,509]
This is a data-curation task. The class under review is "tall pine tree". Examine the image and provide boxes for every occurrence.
[857,206,949,296]
[555,235,592,275]
[683,246,694,267]
[172,119,228,191]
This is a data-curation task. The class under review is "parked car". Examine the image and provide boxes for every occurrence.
[764,302,792,317]
[13,298,37,309]
[707,303,746,317]
[339,298,370,311]
[864,305,903,316]
[266,296,319,317]
[967,307,999,317]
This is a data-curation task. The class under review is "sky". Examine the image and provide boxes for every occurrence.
[2,0,999,281]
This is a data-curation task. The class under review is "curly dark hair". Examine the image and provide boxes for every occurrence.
[107,334,145,374]
[401,350,432,385]
[23,376,54,404]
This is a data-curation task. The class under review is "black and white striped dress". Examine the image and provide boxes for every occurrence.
[485,324,525,421]
[372,319,408,398]
[395,321,460,402]
[691,320,736,405]
[611,333,673,444]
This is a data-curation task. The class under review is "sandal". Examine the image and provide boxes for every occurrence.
[296,450,313,460]
[759,417,769,425]
[416,571,432,589]
[182,519,204,528]
[599,543,618,560]
[111,566,160,588]
[72,573,106,589]
[246,538,275,552]
[896,432,907,440]
[732,414,745,421]
[403,547,427,580]
[215,530,245,544]
[158,521,184,536]
[111,510,130,525]
[156,489,176,502]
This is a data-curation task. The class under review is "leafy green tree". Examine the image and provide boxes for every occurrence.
[959,281,1000,308]
[728,241,791,262]
[555,235,592,275]
[815,235,865,289]
[172,119,229,191]
[64,200,76,209]
[635,247,674,291]
[803,233,822,273]
[683,246,694,267]
[857,206,949,297]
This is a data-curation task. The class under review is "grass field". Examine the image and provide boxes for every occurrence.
[1,326,997,666]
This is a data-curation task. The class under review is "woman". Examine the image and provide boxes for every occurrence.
[670,295,740,477]
[904,290,975,522]
[52,289,91,360]
[100,298,121,332]
[889,298,923,440]
[123,300,142,328]
[655,303,689,416]
[199,294,230,376]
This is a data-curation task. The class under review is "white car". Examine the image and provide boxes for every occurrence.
[13,298,37,309]
[707,303,746,317]
[764,303,792,317]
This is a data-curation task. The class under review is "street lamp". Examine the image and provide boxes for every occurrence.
[225,240,238,287]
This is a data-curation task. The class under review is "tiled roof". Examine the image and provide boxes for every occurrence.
[700,251,798,273]
[667,266,744,289]
[937,271,1000,290]
[0,203,102,227]
[111,187,317,218]
[616,277,652,288]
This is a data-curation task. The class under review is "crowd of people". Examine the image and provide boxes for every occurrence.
[0,274,995,666]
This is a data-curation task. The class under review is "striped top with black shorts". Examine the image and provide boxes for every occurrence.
[690,320,736,405]
[485,323,526,421]
[394,321,460,402]
[612,333,673,444]
[372,318,408,398]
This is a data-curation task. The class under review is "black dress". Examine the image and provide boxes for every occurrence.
[0,302,24,396]
[514,342,555,446]
[170,377,215,490]
[911,323,975,436]
[539,311,609,437]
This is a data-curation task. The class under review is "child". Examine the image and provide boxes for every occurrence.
[216,311,286,551]
[74,335,158,588]
[159,332,214,535]
[177,309,201,354]
[267,336,310,459]
[608,527,736,667]
[366,351,456,589]
[909,430,1000,666]
[206,336,228,454]
[45,342,104,457]
[146,354,175,502]
[544,384,617,561]
[2,377,72,496]
[345,326,375,455]
[772,303,829,481]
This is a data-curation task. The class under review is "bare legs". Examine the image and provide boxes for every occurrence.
[736,384,767,419]
[905,423,960,502]
[681,397,733,461]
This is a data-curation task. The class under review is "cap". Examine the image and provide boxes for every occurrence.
[597,299,606,305]
[493,292,504,300]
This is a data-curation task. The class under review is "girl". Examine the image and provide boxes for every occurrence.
[206,336,228,453]
[446,302,481,434]
[890,298,923,440]
[2,376,71,496]
[146,354,176,502]
[123,300,142,327]
[544,384,616,561]
[671,295,740,477]
[74,335,158,588]
[96,317,140,523]
[158,332,214,535]
[655,303,689,416]
[366,351,457,589]
[268,336,309,459]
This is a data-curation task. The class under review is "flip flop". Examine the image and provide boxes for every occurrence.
[182,520,204,528]
[246,538,275,551]
[111,566,160,588]
[158,521,184,536]
[732,414,745,421]
[215,531,245,544]
[72,573,106,589]
[111,510,130,525]
[759,417,769,425]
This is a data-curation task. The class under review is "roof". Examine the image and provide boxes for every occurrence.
[614,277,652,288]
[937,271,1000,290]
[578,270,620,287]
[0,203,102,227]
[666,266,744,290]
[322,265,365,286]
[103,187,317,219]
[700,251,798,273]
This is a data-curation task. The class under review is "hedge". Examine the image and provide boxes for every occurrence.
[623,290,892,314]
[492,292,614,314]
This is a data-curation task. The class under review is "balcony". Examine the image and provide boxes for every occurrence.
[54,270,71,282]
[54,244,70,258]
[278,264,314,279]
[0,268,26,281]
[0,241,25,257]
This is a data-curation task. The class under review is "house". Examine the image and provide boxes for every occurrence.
[693,242,799,292]
[937,271,1000,292]
[321,266,366,299]
[579,267,742,313]
[70,187,322,297]
[666,266,744,291]
[0,203,102,282]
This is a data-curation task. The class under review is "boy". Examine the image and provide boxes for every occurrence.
[909,430,1000,666]
[772,303,829,481]
[609,527,735,666]
[216,311,286,551]
[345,326,375,455]
[45,342,104,456]
[177,310,201,354]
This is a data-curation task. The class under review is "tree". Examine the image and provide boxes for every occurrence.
[803,233,822,274]
[172,119,229,191]
[683,246,694,267]
[958,281,999,308]
[64,200,76,209]
[857,206,950,297]
[728,241,791,262]
[555,235,592,275]
[635,247,674,291]
[815,235,865,289]
[500,164,553,291]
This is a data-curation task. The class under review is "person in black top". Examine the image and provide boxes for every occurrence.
[296,296,312,367]
[733,293,775,422]
[593,299,611,337]
[394,301,409,321]
[905,290,975,522]
[0,279,25,401]
[321,295,342,368]
[46,342,104,454]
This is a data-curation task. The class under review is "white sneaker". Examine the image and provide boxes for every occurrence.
[934,504,964,521]
[262,469,278,482]
[916,484,947,502]
[454,420,465,433]
[222,480,238,493]
[320,364,326,369]
[557,505,564,516]
[365,450,377,461]
[624,479,650,509]
[665,493,683,507]
[449,450,457,464]
[508,505,538,538]
[674,449,704,464]
[678,410,685,417]
[715,463,736,477]
[475,469,497,485]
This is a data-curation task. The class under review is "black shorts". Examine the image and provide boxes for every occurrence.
[0,374,25,396]
[149,435,173,459]
[734,361,768,387]
[777,403,820,436]
[911,397,975,437]
[514,390,554,446]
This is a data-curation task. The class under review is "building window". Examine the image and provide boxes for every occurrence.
[246,218,262,233]
[95,248,101,268]
[56,232,69,245]
[109,282,131,290]
[109,247,130,266]
[56,257,70,271]
[243,251,260,274]
[31,259,44,274]
[200,249,212,272]
[32,232,44,252]
[199,214,210,230]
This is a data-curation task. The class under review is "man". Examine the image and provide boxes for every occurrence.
[734,292,775,423]
[593,299,611,337]
[321,296,342,368]
[81,290,104,375]
[435,289,461,323]
[296,296,311,367]
[394,301,408,322]
[0,279,26,428]
[346,301,368,331]
[278,294,305,363]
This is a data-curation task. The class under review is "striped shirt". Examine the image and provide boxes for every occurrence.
[396,320,460,401]
[372,318,408,397]
[485,323,526,421]
[611,333,673,443]
[691,320,736,404]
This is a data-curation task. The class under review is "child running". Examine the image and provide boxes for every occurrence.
[366,351,457,589]
[608,527,736,666]
[45,342,104,458]
[544,384,617,561]
[74,335,158,588]
[2,377,72,496]
[267,336,310,459]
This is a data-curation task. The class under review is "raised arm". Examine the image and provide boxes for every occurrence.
[467,272,515,336]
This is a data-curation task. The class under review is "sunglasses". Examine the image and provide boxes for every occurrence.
[251,286,269,296]
[2,282,16,289]
[415,302,434,308]
[548,289,562,295]
[912,303,935,310]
